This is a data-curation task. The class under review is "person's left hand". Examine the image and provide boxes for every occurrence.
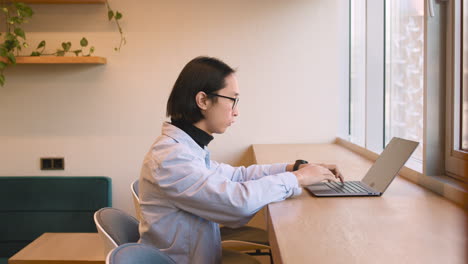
[299,163,344,183]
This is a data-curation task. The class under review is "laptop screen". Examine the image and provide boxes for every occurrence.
[362,137,419,193]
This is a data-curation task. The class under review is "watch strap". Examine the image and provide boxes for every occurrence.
[293,159,309,171]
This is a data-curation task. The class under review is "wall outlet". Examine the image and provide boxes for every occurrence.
[40,157,65,170]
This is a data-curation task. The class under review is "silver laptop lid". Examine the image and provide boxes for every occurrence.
[362,137,419,193]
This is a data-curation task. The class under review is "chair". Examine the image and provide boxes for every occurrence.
[94,207,140,255]
[130,179,141,220]
[106,243,260,264]
[131,180,271,256]
[106,243,175,264]
[96,207,259,264]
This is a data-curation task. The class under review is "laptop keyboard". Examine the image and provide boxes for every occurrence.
[325,181,370,193]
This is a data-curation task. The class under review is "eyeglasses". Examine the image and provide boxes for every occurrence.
[208,93,239,110]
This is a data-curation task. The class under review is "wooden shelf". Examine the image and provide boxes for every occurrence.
[20,0,105,4]
[1,56,107,64]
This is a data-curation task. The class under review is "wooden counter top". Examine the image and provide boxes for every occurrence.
[253,143,467,264]
[8,233,105,264]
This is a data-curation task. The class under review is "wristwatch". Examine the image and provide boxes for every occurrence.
[293,159,309,171]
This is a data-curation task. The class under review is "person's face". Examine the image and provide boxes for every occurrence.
[197,74,240,134]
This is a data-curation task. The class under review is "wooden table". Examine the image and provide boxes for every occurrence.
[8,233,105,264]
[253,143,468,264]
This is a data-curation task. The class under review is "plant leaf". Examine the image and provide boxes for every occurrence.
[0,74,5,87]
[15,3,33,18]
[108,10,114,21]
[5,33,15,41]
[37,40,46,49]
[89,46,95,54]
[56,50,65,56]
[0,62,7,70]
[73,50,82,56]
[0,47,7,57]
[14,28,25,39]
[61,42,71,52]
[115,11,122,20]
[7,52,16,64]
[4,40,16,51]
[80,37,88,47]
[30,51,40,56]
[8,17,20,25]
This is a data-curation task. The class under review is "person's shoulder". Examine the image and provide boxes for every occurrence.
[149,135,195,163]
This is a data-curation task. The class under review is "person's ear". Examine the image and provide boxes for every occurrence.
[195,91,210,110]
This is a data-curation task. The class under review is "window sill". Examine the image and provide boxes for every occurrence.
[335,137,468,209]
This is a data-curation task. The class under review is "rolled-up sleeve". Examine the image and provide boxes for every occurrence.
[147,143,301,228]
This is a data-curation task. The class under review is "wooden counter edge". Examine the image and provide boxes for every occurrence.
[266,207,283,264]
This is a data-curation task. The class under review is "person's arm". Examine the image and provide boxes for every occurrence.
[210,161,290,182]
[143,144,301,228]
[211,161,343,183]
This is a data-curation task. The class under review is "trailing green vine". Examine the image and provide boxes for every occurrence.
[106,0,125,52]
[30,38,95,57]
[0,0,125,86]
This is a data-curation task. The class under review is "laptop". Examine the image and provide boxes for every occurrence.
[305,137,419,197]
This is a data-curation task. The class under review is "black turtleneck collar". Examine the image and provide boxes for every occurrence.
[171,118,214,149]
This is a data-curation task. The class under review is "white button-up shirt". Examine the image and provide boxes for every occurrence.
[138,122,301,264]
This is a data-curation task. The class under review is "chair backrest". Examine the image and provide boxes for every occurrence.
[130,179,141,220]
[106,243,175,264]
[94,207,140,255]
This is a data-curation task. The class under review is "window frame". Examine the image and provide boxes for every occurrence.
[445,0,468,181]
[347,0,385,153]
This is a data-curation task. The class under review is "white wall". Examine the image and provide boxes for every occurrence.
[0,0,349,216]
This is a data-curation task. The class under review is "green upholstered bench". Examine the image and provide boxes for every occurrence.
[0,176,112,264]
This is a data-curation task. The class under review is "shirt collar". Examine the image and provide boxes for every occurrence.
[161,122,212,168]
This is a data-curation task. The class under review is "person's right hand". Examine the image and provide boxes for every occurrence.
[292,164,339,187]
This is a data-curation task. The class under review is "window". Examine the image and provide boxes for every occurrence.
[384,0,424,163]
[348,0,385,154]
[349,0,366,147]
[349,0,423,169]
[349,0,467,180]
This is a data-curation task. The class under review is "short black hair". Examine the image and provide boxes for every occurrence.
[166,56,236,123]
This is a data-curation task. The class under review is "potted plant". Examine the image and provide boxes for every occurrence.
[0,0,125,86]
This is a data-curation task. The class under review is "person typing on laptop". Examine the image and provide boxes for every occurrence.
[138,56,344,264]
[305,137,419,197]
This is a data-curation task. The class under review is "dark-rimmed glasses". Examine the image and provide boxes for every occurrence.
[208,93,239,110]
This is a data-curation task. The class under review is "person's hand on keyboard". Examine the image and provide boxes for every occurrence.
[316,163,344,183]
[293,164,343,187]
